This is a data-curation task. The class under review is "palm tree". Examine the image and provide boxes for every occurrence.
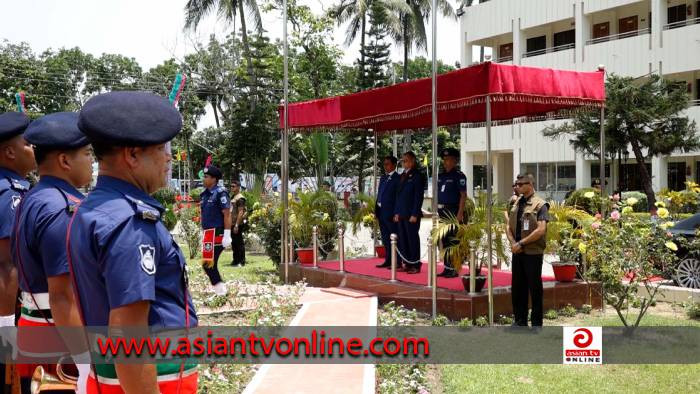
[329,0,408,89]
[184,0,263,108]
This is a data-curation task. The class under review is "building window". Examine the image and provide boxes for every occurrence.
[526,36,546,54]
[553,29,575,49]
[520,162,575,194]
[668,4,687,26]
[668,162,687,191]
[498,43,513,62]
[592,22,610,40]
[473,165,486,191]
[619,163,651,192]
[618,15,639,37]
[590,163,610,179]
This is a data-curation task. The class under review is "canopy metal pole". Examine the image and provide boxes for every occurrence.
[281,0,289,284]
[599,106,606,214]
[430,0,439,319]
[373,130,378,252]
[486,94,494,325]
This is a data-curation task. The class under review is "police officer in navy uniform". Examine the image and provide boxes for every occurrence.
[0,112,33,390]
[11,112,93,392]
[375,155,399,268]
[200,165,232,295]
[68,92,198,394]
[436,148,467,278]
[393,151,425,274]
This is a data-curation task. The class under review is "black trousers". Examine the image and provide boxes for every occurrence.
[438,208,459,271]
[511,253,544,326]
[232,230,246,265]
[203,244,224,286]
[397,218,421,268]
[377,208,397,265]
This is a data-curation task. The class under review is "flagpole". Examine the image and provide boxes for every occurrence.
[430,0,439,318]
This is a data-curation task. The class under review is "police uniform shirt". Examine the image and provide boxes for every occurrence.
[200,186,231,229]
[0,167,30,239]
[12,176,83,293]
[438,168,466,206]
[68,176,197,327]
[515,194,550,242]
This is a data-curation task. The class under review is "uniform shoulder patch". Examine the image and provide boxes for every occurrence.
[124,195,161,222]
[10,180,28,191]
[139,244,156,275]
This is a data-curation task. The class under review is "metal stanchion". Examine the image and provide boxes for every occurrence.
[289,233,294,264]
[312,226,318,269]
[390,233,398,282]
[427,233,434,288]
[338,223,345,273]
[469,241,476,294]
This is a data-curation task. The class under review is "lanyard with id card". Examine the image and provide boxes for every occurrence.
[523,217,530,231]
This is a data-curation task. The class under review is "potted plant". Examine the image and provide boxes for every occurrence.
[289,190,338,264]
[350,194,385,257]
[546,203,592,282]
[433,194,506,293]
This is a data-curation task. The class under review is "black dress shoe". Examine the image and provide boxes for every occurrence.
[443,270,458,278]
[375,262,391,268]
[396,266,406,272]
[406,266,421,274]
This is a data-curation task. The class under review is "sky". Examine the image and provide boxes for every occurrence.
[0,0,464,127]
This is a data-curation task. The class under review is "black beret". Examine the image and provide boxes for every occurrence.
[203,165,222,179]
[441,147,460,158]
[0,112,30,142]
[78,91,182,146]
[24,112,89,149]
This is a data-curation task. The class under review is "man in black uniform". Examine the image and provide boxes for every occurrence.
[506,173,550,327]
[393,152,425,274]
[436,148,467,278]
[375,155,399,268]
[230,180,247,267]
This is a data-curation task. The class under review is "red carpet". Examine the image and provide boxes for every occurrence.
[313,258,555,291]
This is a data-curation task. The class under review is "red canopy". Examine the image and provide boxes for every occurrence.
[279,62,605,132]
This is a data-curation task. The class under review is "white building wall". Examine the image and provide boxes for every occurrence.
[459,0,700,200]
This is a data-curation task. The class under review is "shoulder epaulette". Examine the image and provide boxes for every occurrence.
[124,195,161,222]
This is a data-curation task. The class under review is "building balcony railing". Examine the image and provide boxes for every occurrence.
[522,43,574,59]
[585,27,650,45]
[691,99,700,107]
[664,17,700,30]
[496,56,513,63]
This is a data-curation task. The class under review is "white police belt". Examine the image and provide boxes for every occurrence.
[21,291,51,310]
[437,204,458,209]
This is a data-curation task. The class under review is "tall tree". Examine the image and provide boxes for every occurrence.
[543,74,699,211]
[184,0,263,109]
[358,0,392,90]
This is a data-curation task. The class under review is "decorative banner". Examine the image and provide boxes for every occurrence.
[168,73,187,107]
[202,228,216,264]
[204,155,213,167]
[15,92,25,113]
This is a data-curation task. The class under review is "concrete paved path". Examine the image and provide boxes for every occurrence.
[242,287,377,394]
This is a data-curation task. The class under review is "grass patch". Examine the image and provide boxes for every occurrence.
[441,364,700,393]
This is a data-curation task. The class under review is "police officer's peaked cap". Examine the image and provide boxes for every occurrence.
[78,91,182,146]
[24,112,89,149]
[0,112,30,142]
[203,165,222,179]
[441,147,460,159]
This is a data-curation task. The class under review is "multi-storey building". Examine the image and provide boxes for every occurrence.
[459,0,700,201]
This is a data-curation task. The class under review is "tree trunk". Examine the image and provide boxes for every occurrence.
[630,140,657,212]
[359,14,367,88]
[402,9,411,151]
[239,1,257,111]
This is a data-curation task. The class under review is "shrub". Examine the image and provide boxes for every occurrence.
[162,204,177,231]
[248,198,281,265]
[190,187,204,202]
[544,309,558,320]
[684,301,700,320]
[431,315,449,326]
[620,191,647,212]
[457,318,473,328]
[580,304,593,314]
[565,188,607,215]
[153,187,177,206]
[559,304,577,317]
[176,206,201,259]
[474,316,489,327]
[497,315,514,325]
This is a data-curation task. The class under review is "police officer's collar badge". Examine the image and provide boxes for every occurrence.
[11,195,20,210]
[11,180,28,191]
[139,244,156,275]
[460,179,466,186]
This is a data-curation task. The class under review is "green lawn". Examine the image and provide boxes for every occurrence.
[441,364,700,393]
[438,311,700,394]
